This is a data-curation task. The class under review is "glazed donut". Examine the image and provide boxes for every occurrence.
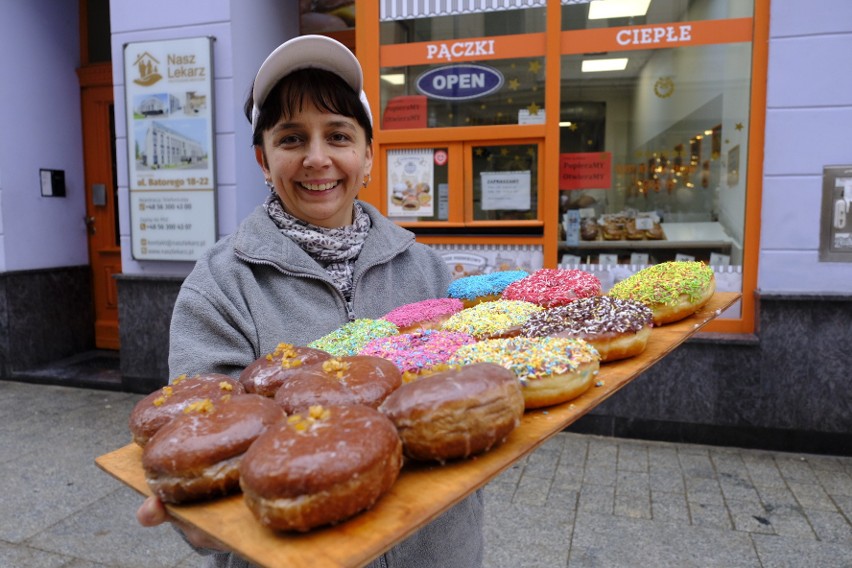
[501,268,602,308]
[450,337,600,409]
[440,299,543,340]
[381,298,464,335]
[520,296,653,362]
[273,355,402,414]
[447,270,529,308]
[129,373,245,447]
[240,404,403,532]
[239,342,332,397]
[141,394,283,504]
[379,362,524,463]
[308,318,399,357]
[608,261,715,325]
[359,330,476,377]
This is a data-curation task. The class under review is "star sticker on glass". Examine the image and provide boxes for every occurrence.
[508,78,521,91]
[735,122,744,130]
[528,60,542,74]
[527,102,541,115]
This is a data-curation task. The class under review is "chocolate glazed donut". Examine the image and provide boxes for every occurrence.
[239,404,403,532]
[379,362,525,463]
[129,373,245,447]
[239,343,331,397]
[142,394,284,504]
[273,355,402,413]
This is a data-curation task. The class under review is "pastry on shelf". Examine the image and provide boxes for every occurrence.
[580,219,599,241]
[645,222,665,240]
[601,219,626,240]
[625,219,645,240]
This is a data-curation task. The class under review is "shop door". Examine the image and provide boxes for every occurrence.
[79,63,122,349]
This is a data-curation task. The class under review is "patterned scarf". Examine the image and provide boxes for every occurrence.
[264,194,371,305]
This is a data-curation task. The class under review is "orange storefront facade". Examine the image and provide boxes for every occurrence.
[338,0,769,336]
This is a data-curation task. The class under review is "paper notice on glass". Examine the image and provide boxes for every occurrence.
[387,149,435,217]
[481,171,531,211]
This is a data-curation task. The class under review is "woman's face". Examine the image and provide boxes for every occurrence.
[257,101,372,228]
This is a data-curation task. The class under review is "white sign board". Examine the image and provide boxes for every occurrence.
[481,171,531,210]
[124,36,217,261]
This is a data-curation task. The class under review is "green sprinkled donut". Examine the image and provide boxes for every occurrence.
[608,261,715,325]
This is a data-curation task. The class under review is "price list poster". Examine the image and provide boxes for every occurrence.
[124,37,217,261]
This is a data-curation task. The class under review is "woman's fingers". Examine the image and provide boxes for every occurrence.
[136,495,168,527]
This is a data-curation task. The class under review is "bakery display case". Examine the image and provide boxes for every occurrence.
[559,215,735,264]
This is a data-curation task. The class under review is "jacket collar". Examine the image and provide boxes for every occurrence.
[232,200,416,274]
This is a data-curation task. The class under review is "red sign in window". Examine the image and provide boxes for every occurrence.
[559,152,612,190]
[382,95,428,130]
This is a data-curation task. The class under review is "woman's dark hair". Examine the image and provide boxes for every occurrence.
[244,68,373,146]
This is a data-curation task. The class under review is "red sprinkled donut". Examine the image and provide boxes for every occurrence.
[501,268,602,308]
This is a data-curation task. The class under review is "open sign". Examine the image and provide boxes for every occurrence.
[416,64,504,101]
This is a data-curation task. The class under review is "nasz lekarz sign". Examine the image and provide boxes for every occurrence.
[123,36,217,261]
[416,64,503,101]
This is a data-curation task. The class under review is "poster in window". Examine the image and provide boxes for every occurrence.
[727,145,740,187]
[387,149,435,217]
[123,36,217,261]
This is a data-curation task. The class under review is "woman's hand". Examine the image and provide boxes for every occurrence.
[136,495,230,552]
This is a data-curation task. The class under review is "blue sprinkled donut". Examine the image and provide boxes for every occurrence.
[447,270,529,307]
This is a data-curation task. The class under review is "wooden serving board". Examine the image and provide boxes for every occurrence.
[96,291,740,568]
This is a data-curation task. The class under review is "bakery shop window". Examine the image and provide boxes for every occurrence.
[378,1,546,130]
[471,143,540,223]
[558,1,755,274]
[384,141,543,230]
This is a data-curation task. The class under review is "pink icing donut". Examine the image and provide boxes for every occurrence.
[381,298,464,334]
[359,330,476,377]
[501,268,602,308]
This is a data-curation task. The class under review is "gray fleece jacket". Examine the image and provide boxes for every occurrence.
[168,200,484,568]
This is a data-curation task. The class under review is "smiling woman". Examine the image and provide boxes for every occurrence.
[255,76,373,227]
[134,35,484,568]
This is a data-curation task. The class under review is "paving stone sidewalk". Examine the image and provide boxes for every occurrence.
[1,381,850,567]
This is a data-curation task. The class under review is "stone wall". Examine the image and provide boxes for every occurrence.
[0,266,93,376]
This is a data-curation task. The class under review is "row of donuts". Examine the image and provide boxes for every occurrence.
[126,260,715,533]
[310,260,716,378]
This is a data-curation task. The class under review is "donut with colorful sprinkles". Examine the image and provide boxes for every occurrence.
[308,318,399,357]
[450,337,600,409]
[520,296,653,362]
[501,268,602,307]
[359,330,476,376]
[441,299,543,340]
[381,298,464,335]
[446,270,529,308]
[607,261,715,325]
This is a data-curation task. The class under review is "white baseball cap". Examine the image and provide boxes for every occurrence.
[250,34,372,134]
